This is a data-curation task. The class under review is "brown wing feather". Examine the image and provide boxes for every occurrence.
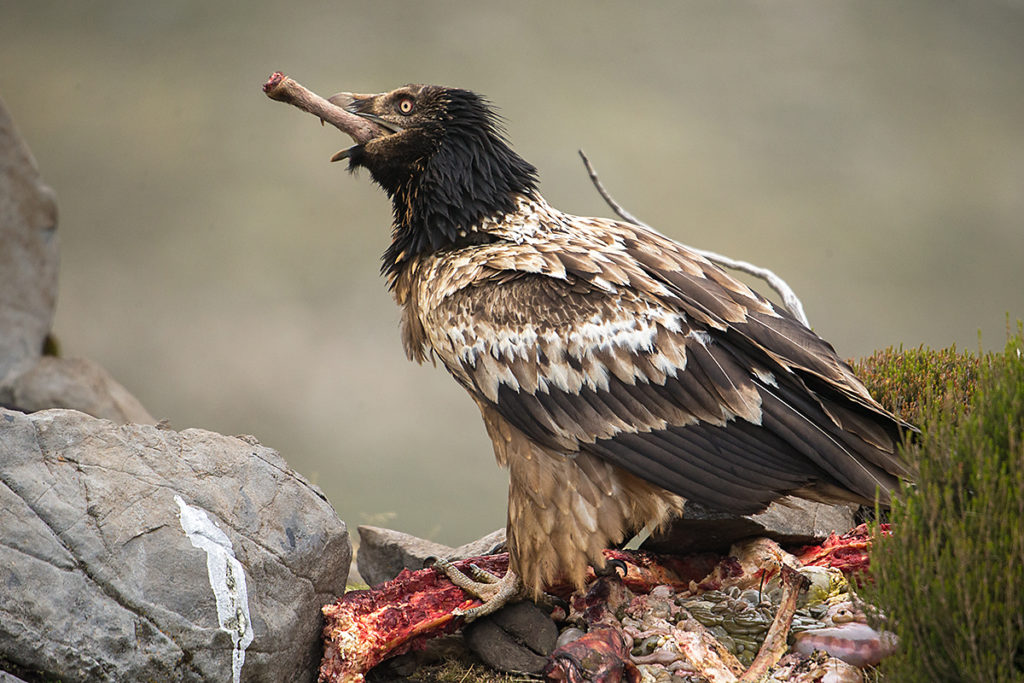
[426,274,903,513]
[404,197,911,513]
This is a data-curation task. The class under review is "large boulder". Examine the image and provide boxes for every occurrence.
[0,97,154,425]
[0,407,351,682]
[0,96,58,388]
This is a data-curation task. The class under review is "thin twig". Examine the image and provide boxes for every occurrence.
[579,150,646,226]
[578,150,811,327]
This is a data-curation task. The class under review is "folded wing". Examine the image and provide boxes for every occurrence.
[423,217,910,514]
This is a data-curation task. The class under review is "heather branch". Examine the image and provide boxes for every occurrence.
[578,150,811,327]
[262,72,388,145]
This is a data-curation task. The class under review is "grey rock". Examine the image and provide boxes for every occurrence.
[0,99,152,425]
[645,498,856,555]
[0,407,351,682]
[356,526,505,587]
[356,526,452,587]
[5,356,155,424]
[451,527,507,558]
[0,97,59,387]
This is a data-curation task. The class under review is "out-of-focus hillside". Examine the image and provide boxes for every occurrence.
[1,1,1022,545]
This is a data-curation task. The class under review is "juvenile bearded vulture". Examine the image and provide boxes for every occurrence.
[328,84,911,616]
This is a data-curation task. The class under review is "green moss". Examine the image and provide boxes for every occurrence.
[861,326,1024,682]
[41,333,60,357]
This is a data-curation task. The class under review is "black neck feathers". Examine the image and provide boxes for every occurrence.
[349,89,538,281]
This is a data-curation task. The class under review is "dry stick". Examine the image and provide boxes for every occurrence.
[739,564,809,682]
[578,150,811,328]
[262,72,387,145]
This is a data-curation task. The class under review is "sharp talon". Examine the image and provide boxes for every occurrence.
[423,555,441,569]
[594,558,628,578]
[535,592,569,614]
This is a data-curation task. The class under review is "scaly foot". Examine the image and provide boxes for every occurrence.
[430,557,524,620]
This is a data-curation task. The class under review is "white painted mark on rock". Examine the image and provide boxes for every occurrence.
[175,495,253,683]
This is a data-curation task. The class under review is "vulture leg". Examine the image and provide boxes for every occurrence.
[430,557,524,620]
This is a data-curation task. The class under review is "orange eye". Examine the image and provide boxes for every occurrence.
[397,97,414,115]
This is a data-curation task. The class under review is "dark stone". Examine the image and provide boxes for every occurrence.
[463,601,558,675]
[487,600,559,657]
[365,652,420,681]
[466,602,561,675]
[644,498,856,555]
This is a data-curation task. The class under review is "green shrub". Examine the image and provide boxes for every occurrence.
[861,327,1024,682]
[852,343,982,426]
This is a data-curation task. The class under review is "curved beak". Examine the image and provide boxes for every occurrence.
[326,91,404,162]
[329,91,406,133]
[326,91,368,111]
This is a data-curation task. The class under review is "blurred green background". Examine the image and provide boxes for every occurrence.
[2,1,1022,546]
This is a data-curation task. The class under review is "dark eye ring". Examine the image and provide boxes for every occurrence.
[397,97,414,115]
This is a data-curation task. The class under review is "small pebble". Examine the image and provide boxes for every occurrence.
[554,626,586,650]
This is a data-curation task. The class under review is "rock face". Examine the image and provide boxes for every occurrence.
[0,98,154,425]
[0,407,351,682]
[0,97,59,388]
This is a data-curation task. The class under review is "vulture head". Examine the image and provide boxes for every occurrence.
[328,85,538,273]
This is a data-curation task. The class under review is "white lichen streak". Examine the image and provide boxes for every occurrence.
[175,495,254,683]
